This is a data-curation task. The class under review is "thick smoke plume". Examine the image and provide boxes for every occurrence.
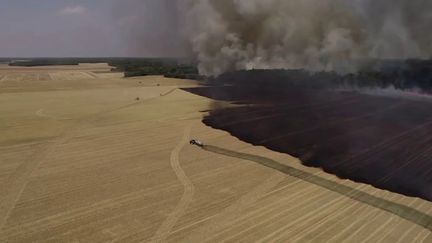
[113,0,184,57]
[178,0,432,76]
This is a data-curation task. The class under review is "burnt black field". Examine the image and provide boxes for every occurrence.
[183,69,432,201]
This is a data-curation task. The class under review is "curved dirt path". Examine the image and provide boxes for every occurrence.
[152,126,194,243]
[0,88,180,234]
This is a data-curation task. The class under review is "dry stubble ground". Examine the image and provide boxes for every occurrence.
[0,64,430,242]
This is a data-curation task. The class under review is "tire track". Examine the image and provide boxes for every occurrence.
[411,206,432,243]
[379,200,429,243]
[215,186,333,242]
[180,172,285,242]
[287,184,371,242]
[200,181,328,242]
[0,131,71,232]
[201,145,432,231]
[258,192,352,242]
[0,87,179,233]
[297,187,382,242]
[360,198,419,243]
[151,126,194,243]
[1,162,240,241]
[327,193,398,242]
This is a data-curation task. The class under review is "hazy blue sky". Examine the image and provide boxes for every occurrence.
[0,0,182,57]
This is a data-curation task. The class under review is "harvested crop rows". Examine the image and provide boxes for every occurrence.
[49,71,96,81]
[0,65,430,242]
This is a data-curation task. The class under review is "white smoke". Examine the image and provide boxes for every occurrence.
[178,0,432,76]
[113,0,184,57]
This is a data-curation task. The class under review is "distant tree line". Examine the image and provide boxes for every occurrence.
[9,59,80,66]
[113,59,205,80]
[6,57,205,80]
[213,59,432,93]
[6,58,431,88]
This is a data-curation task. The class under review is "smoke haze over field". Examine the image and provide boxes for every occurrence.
[1,0,430,71]
[178,0,432,76]
[113,0,185,57]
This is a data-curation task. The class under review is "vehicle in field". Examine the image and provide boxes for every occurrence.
[190,139,204,147]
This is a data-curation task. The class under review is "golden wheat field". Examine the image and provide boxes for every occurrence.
[0,64,431,242]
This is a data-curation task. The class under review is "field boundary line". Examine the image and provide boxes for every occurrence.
[151,126,194,243]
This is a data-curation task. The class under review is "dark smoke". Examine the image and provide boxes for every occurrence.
[178,0,432,76]
[116,1,432,75]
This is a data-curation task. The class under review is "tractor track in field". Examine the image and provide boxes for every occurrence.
[0,87,179,233]
[201,145,432,232]
[151,126,194,243]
